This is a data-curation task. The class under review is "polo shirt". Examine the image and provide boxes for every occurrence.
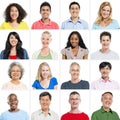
[91,107,120,120]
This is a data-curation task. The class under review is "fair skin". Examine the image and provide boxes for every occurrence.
[100,35,111,53]
[39,95,51,115]
[99,66,111,81]
[9,6,19,28]
[62,34,88,59]
[100,6,111,27]
[9,34,18,56]
[69,94,81,113]
[40,65,57,89]
[8,94,19,112]
[10,65,21,85]
[40,6,51,24]
[69,64,80,83]
[40,33,51,56]
[69,4,80,23]
[101,93,113,112]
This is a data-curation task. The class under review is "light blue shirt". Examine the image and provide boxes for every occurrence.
[61,18,88,29]
[92,19,120,29]
[1,110,29,120]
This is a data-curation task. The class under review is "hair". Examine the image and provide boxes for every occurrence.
[65,31,87,49]
[69,1,80,9]
[39,91,52,100]
[69,91,80,97]
[41,31,52,38]
[100,31,111,40]
[95,2,112,24]
[8,62,24,79]
[36,62,52,82]
[40,2,51,12]
[99,61,112,70]
[4,3,27,23]
[102,92,113,98]
[70,62,80,70]
[7,93,17,102]
[3,32,24,59]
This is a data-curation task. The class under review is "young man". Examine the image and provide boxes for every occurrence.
[91,31,119,60]
[0,93,29,120]
[91,61,120,90]
[61,91,89,120]
[61,1,88,29]
[31,91,59,120]
[31,2,59,29]
[91,92,120,120]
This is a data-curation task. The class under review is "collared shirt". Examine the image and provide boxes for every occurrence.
[91,78,120,90]
[91,107,120,120]
[31,109,59,120]
[61,18,88,29]
[31,19,59,29]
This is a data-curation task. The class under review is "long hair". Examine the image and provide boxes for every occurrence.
[4,3,27,23]
[3,32,24,59]
[36,62,52,82]
[65,31,87,49]
[95,2,112,24]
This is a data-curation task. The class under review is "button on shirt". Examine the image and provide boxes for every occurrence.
[91,78,120,90]
[91,107,120,120]
[31,109,59,120]
[61,18,88,29]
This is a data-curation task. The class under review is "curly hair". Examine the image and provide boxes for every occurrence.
[4,3,27,23]
[3,31,24,59]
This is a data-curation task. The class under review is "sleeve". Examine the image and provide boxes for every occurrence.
[85,81,89,89]
[32,80,38,89]
[61,22,65,29]
[113,20,120,29]
[0,50,4,59]
[91,112,97,120]
[23,49,29,59]
[52,77,58,86]
[61,82,66,89]
[61,49,66,55]
[22,21,29,29]
[92,23,97,29]
[84,49,89,55]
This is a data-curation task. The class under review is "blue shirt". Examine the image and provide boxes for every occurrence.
[92,19,120,29]
[32,77,58,89]
[61,18,88,29]
[1,110,29,120]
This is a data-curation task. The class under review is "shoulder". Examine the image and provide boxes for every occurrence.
[112,19,119,23]
[80,19,88,24]
[61,112,69,119]
[81,80,89,84]
[32,49,41,59]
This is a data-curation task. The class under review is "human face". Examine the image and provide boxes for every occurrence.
[100,6,111,19]
[9,34,18,47]
[40,95,51,111]
[100,36,111,50]
[40,6,51,19]
[70,34,79,48]
[41,34,51,48]
[10,65,21,80]
[41,65,50,79]
[70,64,80,80]
[10,6,19,21]
[69,4,80,18]
[101,93,113,110]
[8,94,18,111]
[69,94,80,109]
[100,66,111,79]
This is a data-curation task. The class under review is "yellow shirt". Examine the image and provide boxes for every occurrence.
[0,21,29,30]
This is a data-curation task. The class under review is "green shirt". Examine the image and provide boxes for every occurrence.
[91,107,120,120]
[37,53,52,59]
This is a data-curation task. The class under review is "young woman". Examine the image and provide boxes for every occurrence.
[92,2,119,29]
[0,3,29,29]
[61,31,88,59]
[32,62,58,89]
[0,32,29,59]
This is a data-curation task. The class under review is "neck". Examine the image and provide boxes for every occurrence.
[11,79,20,84]
[103,106,110,112]
[42,108,49,114]
[100,48,110,53]
[41,18,50,24]
[71,78,80,83]
[102,77,109,81]
[71,17,79,23]
[70,108,80,113]
[10,47,17,55]
[9,108,19,112]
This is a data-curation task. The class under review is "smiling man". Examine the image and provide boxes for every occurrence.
[91,61,120,90]
[91,92,120,120]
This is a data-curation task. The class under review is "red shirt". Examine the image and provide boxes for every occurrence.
[31,19,59,29]
[61,112,89,120]
[9,55,17,59]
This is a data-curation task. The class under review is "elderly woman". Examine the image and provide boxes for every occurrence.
[2,62,27,90]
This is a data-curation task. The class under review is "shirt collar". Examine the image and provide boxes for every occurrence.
[68,17,82,23]
[40,19,52,25]
[101,106,113,113]
[39,109,51,116]
[100,78,112,83]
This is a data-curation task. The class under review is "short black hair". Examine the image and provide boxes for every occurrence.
[99,62,112,70]
[100,31,111,40]
[40,2,51,11]
[102,92,113,97]
[39,91,52,100]
[69,1,80,9]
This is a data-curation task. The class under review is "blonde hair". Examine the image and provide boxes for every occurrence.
[70,62,80,70]
[41,31,52,38]
[95,2,112,24]
[36,62,52,82]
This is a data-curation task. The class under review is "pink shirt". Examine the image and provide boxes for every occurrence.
[91,78,120,90]
[31,19,59,29]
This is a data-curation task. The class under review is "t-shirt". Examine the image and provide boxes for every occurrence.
[32,77,58,89]
[37,53,52,59]
[61,80,89,89]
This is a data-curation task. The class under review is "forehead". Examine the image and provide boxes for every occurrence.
[41,6,50,10]
[102,93,113,98]
[42,33,51,38]
[11,65,21,69]
[9,94,17,100]
[100,65,110,69]
[70,94,80,98]
[70,4,80,8]
[102,5,110,10]
[10,6,18,10]
[71,64,80,69]
[40,95,50,100]
[101,35,110,40]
